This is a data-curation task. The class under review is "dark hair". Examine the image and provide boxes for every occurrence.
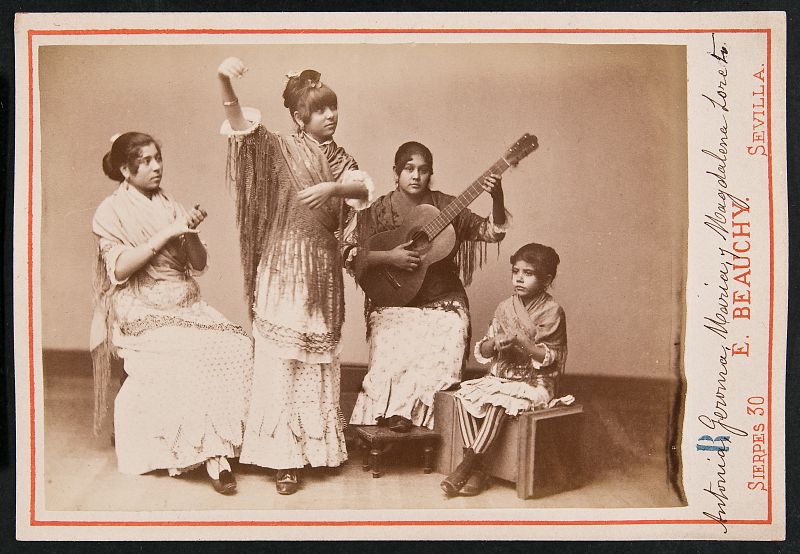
[102,132,160,182]
[510,243,561,280]
[282,69,338,125]
[393,141,434,175]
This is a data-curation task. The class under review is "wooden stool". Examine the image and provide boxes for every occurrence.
[434,390,584,499]
[354,425,440,478]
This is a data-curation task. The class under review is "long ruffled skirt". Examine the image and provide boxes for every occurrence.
[239,337,348,469]
[349,302,468,430]
[113,305,253,475]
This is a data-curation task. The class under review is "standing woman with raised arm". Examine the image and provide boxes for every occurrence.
[91,132,253,495]
[217,58,373,495]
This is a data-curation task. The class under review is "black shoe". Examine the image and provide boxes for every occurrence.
[389,416,413,433]
[276,469,299,495]
[440,448,478,496]
[459,467,489,496]
[211,470,237,495]
[377,415,400,427]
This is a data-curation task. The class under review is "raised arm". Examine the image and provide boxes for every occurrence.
[455,174,510,244]
[482,174,506,226]
[217,57,251,132]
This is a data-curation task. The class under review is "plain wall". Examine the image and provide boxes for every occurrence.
[38,43,687,378]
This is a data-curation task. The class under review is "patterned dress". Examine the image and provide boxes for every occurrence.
[455,292,568,418]
[345,190,507,429]
[222,109,373,469]
[91,183,253,475]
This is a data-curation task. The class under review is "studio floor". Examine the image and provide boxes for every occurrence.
[40,351,683,513]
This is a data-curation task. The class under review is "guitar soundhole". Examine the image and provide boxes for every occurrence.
[409,230,430,253]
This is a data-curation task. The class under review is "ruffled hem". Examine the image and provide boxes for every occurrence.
[455,376,553,418]
[240,404,347,469]
[244,343,347,468]
[349,391,437,430]
[115,429,240,476]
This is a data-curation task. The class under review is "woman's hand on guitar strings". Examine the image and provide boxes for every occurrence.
[481,174,503,198]
[387,240,421,271]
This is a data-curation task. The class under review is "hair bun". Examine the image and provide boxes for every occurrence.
[102,150,123,181]
[283,69,322,108]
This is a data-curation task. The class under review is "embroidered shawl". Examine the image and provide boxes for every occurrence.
[226,126,358,328]
[492,292,568,381]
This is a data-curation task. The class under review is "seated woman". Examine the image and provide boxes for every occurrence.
[345,141,508,433]
[91,132,253,495]
[441,242,567,497]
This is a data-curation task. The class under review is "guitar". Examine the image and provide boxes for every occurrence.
[359,133,539,307]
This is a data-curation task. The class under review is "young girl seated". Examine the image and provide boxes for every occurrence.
[441,242,567,497]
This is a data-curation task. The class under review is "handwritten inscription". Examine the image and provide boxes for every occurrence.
[696,34,764,534]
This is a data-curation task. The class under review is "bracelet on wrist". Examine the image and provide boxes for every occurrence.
[223,97,239,106]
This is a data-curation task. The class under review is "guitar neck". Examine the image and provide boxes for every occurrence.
[421,157,512,239]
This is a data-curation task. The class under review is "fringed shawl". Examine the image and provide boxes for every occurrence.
[226,126,358,328]
[493,292,568,381]
[90,184,192,435]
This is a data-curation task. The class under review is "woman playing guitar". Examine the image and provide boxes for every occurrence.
[345,141,509,433]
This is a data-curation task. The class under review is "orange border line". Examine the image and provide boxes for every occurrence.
[27,28,36,529]
[25,26,777,529]
[766,27,774,524]
[29,518,770,527]
[26,27,771,35]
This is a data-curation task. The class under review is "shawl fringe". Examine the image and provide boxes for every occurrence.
[91,243,117,436]
[227,127,356,330]
[91,341,113,436]
[227,126,282,315]
[456,238,489,288]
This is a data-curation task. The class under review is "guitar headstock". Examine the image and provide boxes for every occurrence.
[504,133,539,166]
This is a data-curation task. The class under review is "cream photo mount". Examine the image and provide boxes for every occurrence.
[12,11,787,541]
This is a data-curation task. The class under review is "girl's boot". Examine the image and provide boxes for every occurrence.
[459,454,489,496]
[440,448,477,496]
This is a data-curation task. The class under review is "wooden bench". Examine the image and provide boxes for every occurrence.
[433,390,584,499]
[354,425,440,478]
